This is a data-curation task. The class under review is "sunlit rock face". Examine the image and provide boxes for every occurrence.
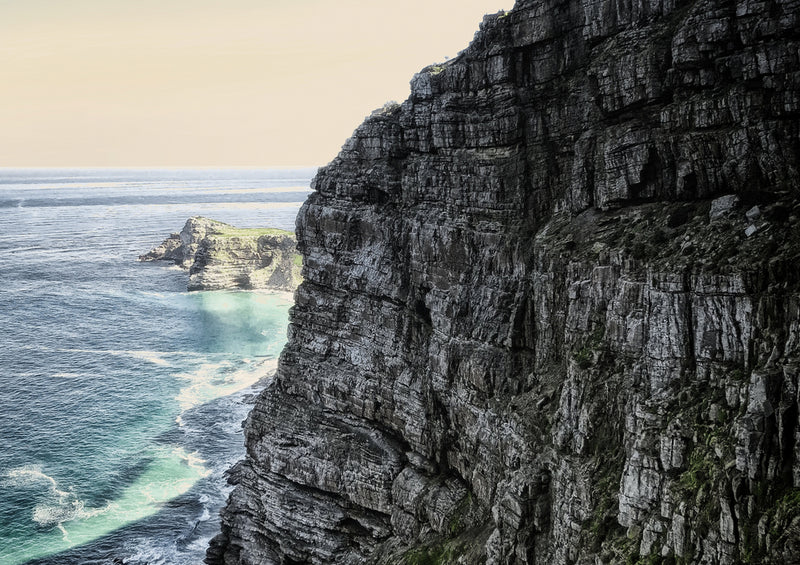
[140,217,302,292]
[208,0,800,562]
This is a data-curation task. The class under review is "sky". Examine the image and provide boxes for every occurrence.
[0,0,516,168]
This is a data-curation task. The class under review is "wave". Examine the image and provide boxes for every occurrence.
[51,372,85,379]
[4,465,114,535]
[33,499,114,530]
[54,348,185,367]
[2,344,196,362]
[174,357,278,414]
[0,448,210,565]
[139,290,168,298]
[121,534,215,565]
[6,465,68,496]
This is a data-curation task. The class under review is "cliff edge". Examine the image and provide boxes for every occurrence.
[209,0,800,563]
[140,217,302,292]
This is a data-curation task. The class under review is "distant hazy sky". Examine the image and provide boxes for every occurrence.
[0,0,515,167]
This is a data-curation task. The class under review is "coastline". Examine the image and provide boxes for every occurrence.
[0,167,308,565]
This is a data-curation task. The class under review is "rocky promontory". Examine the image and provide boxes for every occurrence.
[208,0,800,563]
[140,217,302,292]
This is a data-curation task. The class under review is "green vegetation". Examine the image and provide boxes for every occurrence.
[574,346,593,369]
[572,322,606,370]
[588,469,621,537]
[766,488,800,539]
[401,494,481,565]
[604,533,675,565]
[211,226,293,239]
[677,448,715,492]
[775,488,800,515]
[404,546,451,565]
[447,517,462,537]
[293,253,303,268]
[736,487,800,562]
[447,491,474,537]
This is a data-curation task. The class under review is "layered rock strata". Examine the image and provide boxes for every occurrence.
[140,217,302,291]
[209,0,800,563]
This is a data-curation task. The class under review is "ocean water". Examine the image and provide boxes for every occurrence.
[0,168,314,565]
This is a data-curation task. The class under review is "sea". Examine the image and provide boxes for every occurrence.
[0,168,315,565]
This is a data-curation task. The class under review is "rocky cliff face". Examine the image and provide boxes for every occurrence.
[140,217,302,292]
[208,0,800,563]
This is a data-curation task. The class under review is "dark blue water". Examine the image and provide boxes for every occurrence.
[0,168,314,565]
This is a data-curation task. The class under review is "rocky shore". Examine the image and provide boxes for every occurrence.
[140,217,302,292]
[208,0,800,563]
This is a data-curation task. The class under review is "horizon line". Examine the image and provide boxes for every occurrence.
[0,165,323,171]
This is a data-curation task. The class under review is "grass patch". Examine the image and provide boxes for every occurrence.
[211,226,294,239]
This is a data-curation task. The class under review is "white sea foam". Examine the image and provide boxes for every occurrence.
[6,465,64,493]
[0,168,300,565]
[6,465,114,530]
[181,449,212,478]
[54,347,183,367]
[33,499,84,527]
[122,531,216,565]
[140,291,167,298]
[123,544,182,565]
[174,357,278,412]
[51,372,84,379]
[252,289,296,302]
[127,350,172,366]
[124,548,170,565]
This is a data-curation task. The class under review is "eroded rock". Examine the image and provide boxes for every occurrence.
[140,217,302,292]
[208,0,800,563]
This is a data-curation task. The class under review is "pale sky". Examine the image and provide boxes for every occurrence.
[0,0,515,167]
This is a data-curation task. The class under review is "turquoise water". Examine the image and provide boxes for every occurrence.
[0,169,312,564]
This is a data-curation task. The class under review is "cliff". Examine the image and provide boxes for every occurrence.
[208,0,800,563]
[140,217,302,292]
